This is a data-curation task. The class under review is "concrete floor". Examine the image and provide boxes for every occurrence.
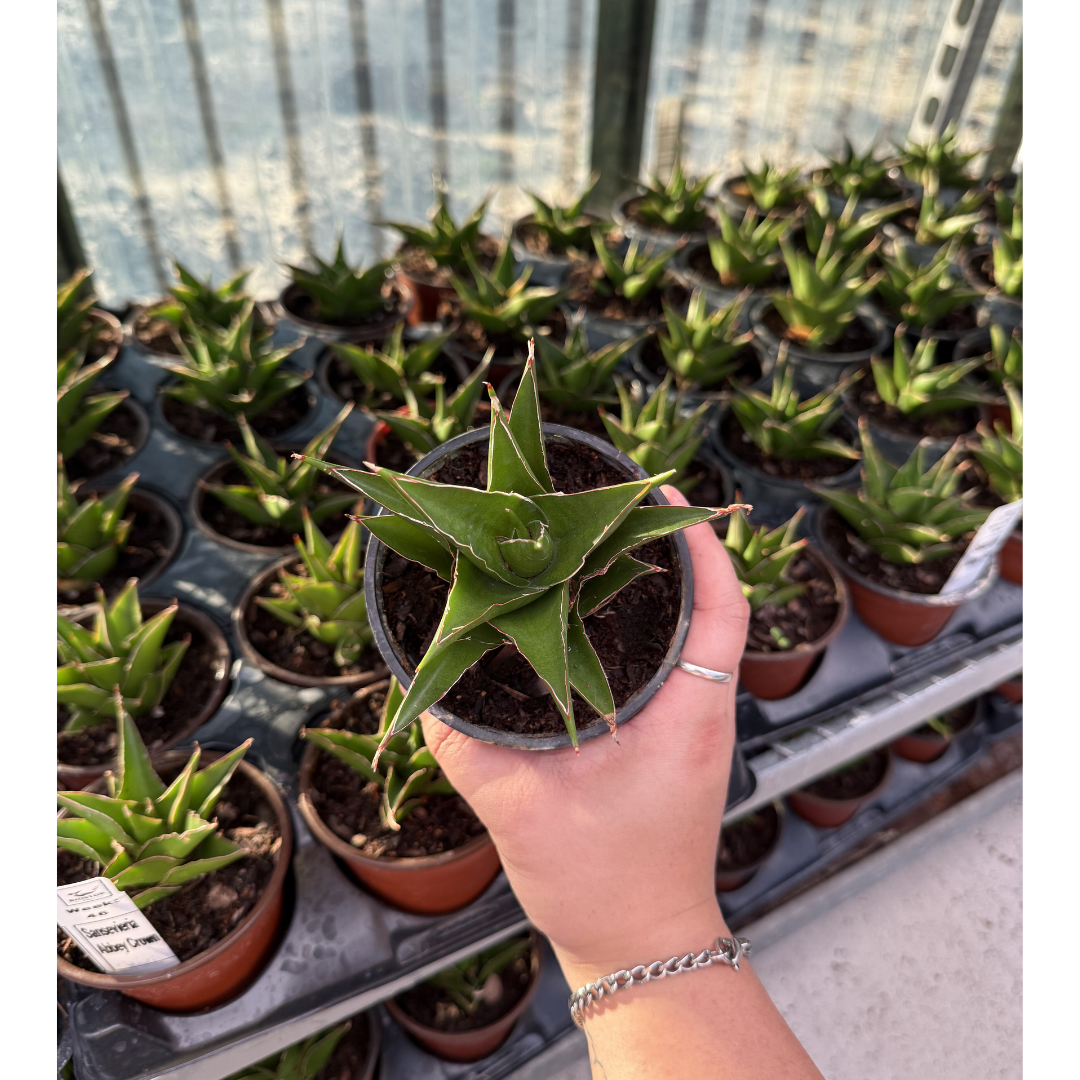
[521,772,1022,1080]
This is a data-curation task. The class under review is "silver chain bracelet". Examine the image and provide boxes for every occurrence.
[568,936,752,1026]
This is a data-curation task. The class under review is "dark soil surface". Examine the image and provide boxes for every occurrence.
[58,611,224,767]
[282,282,406,329]
[395,235,500,287]
[802,747,889,800]
[876,300,980,336]
[762,305,878,354]
[721,412,858,480]
[58,768,282,969]
[745,552,840,652]
[718,804,780,870]
[65,400,146,482]
[565,260,670,321]
[450,308,567,362]
[324,350,464,405]
[688,244,787,290]
[58,493,179,605]
[395,939,534,1032]
[381,441,681,737]
[88,315,123,362]
[822,507,969,595]
[244,562,386,679]
[162,385,312,444]
[374,427,422,472]
[850,382,980,440]
[638,335,762,388]
[539,399,609,437]
[910,700,977,740]
[314,1017,373,1080]
[623,195,711,235]
[517,217,600,257]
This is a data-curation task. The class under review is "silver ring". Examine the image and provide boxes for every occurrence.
[675,658,733,683]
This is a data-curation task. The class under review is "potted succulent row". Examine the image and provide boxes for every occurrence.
[226,1014,379,1080]
[510,176,605,285]
[787,748,892,828]
[891,698,979,764]
[612,157,715,249]
[957,322,1022,429]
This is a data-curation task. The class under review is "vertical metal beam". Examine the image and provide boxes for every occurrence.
[559,0,586,188]
[58,168,88,285]
[497,0,516,182]
[731,0,770,155]
[590,0,657,209]
[347,0,385,250]
[425,0,450,182]
[984,38,1021,179]
[177,0,243,270]
[83,0,168,291]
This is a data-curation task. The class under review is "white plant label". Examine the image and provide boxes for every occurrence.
[939,499,1023,597]
[57,878,180,975]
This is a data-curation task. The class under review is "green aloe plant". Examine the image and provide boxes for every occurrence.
[738,160,805,212]
[706,205,788,288]
[631,158,714,232]
[992,198,1022,297]
[971,382,1022,503]
[383,186,491,270]
[227,1022,352,1080]
[57,699,250,909]
[523,176,603,253]
[812,417,989,564]
[57,581,189,732]
[421,935,533,1017]
[897,123,980,189]
[876,242,979,331]
[146,261,254,333]
[58,345,129,459]
[301,678,454,829]
[590,230,677,301]
[58,461,137,588]
[657,288,754,389]
[328,324,453,406]
[802,185,912,256]
[256,513,373,669]
[533,323,638,412]
[303,348,731,748]
[910,182,987,246]
[202,404,359,532]
[163,302,307,419]
[730,347,860,462]
[870,327,994,418]
[285,240,393,324]
[58,268,103,356]
[984,324,1022,389]
[817,138,901,200]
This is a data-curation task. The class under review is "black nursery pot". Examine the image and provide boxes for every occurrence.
[364,424,695,751]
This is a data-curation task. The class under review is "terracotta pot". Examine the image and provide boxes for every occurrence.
[57,754,293,1012]
[57,600,232,790]
[738,548,850,700]
[396,268,455,326]
[891,699,979,764]
[813,508,997,647]
[385,932,542,1062]
[274,282,412,342]
[715,802,782,892]
[1000,529,1022,586]
[234,557,390,690]
[995,675,1023,704]
[787,749,892,828]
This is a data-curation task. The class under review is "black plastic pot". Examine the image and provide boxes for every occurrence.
[629,335,772,407]
[559,299,666,352]
[611,188,712,251]
[717,176,802,220]
[669,240,783,318]
[510,214,598,287]
[123,302,279,364]
[274,281,414,343]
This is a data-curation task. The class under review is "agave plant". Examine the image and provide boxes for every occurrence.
[870,328,993,418]
[58,268,103,356]
[162,302,307,419]
[57,580,189,732]
[657,289,754,389]
[897,123,980,189]
[992,198,1022,298]
[993,173,1021,233]
[421,934,532,1018]
[383,185,490,271]
[631,157,713,232]
[256,513,373,669]
[706,205,788,288]
[58,461,137,589]
[285,240,394,324]
[58,345,129,459]
[533,322,638,412]
[876,242,979,331]
[817,138,901,200]
[329,324,453,406]
[227,1022,352,1080]
[590,230,676,301]
[301,678,454,830]
[730,348,861,461]
[971,382,1022,503]
[801,185,912,256]
[812,417,989,564]
[723,506,809,630]
[57,699,250,909]
[910,182,987,246]
[523,176,603,253]
[984,324,1022,389]
[738,160,805,212]
[302,347,734,748]
[202,405,359,533]
[146,261,254,333]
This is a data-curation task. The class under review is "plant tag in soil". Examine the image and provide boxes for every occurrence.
[57,877,179,975]
[939,499,1023,597]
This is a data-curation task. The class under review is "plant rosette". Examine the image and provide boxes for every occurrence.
[715,802,783,892]
[65,396,151,485]
[670,239,787,315]
[891,698,979,764]
[276,278,413,343]
[510,212,604,287]
[58,598,232,790]
[953,326,1015,429]
[385,931,542,1063]
[787,747,892,828]
[717,174,804,220]
[630,331,770,406]
[227,1013,381,1080]
[296,681,500,914]
[611,187,714,251]
[442,310,567,385]
[124,302,279,362]
[393,234,503,325]
[57,746,292,1012]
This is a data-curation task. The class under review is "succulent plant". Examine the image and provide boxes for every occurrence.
[523,176,604,253]
[328,324,453,406]
[57,699,250,909]
[897,123,980,189]
[599,375,711,491]
[657,288,754,389]
[58,268,102,356]
[202,404,359,532]
[147,261,254,333]
[384,185,491,270]
[738,160,805,212]
[590,230,676,301]
[812,417,989,564]
[58,345,129,459]
[971,382,1022,503]
[730,348,861,461]
[256,513,373,669]
[301,678,454,829]
[993,173,1021,233]
[533,322,638,412]
[984,324,1022,389]
[285,240,394,324]
[422,934,533,1018]
[302,347,734,748]
[227,1022,352,1080]
[58,580,189,732]
[772,233,883,348]
[723,506,809,626]
[163,302,307,419]
[870,328,993,418]
[450,240,565,342]
[817,138,901,200]
[632,157,713,232]
[58,461,137,589]
[910,183,987,246]
[802,185,912,256]
[875,242,979,331]
[706,205,788,288]
[992,199,1022,298]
